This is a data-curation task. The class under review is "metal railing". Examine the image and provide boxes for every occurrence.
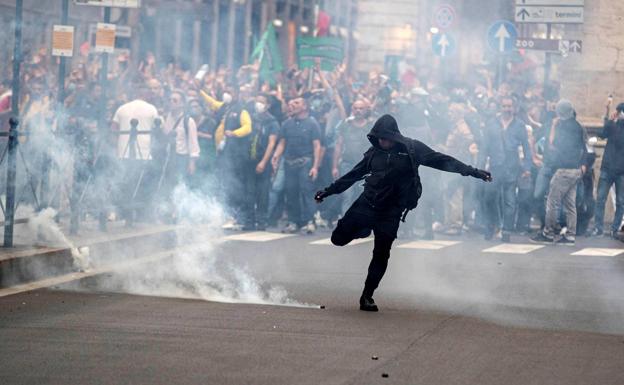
[0,116,176,244]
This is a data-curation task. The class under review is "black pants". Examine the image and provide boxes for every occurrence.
[245,167,272,228]
[331,197,401,298]
[284,158,316,227]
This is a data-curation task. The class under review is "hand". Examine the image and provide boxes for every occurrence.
[309,167,318,181]
[314,190,329,203]
[468,143,479,156]
[256,161,266,174]
[472,168,493,182]
[224,130,234,137]
[332,167,339,180]
[581,165,587,175]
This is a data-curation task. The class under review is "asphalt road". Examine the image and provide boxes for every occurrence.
[1,230,624,384]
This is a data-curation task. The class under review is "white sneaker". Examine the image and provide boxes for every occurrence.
[222,220,241,230]
[282,222,299,233]
[315,216,328,229]
[302,221,316,234]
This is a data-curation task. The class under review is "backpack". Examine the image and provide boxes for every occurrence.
[249,113,277,161]
[363,145,423,222]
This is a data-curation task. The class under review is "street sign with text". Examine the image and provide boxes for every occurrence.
[515,5,584,23]
[74,0,141,8]
[95,23,116,53]
[515,37,582,53]
[52,25,74,57]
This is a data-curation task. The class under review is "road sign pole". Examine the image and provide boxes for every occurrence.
[4,0,23,247]
[57,0,69,105]
[544,23,552,85]
[99,7,111,135]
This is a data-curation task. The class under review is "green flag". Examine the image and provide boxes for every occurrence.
[250,25,283,84]
[297,36,344,71]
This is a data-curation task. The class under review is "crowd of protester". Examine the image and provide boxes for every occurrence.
[1,46,623,245]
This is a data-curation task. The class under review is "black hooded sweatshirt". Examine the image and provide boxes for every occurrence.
[325,115,477,218]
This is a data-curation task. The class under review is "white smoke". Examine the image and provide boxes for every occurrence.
[82,183,313,308]
[21,206,91,271]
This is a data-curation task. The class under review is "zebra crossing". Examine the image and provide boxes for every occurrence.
[221,231,624,257]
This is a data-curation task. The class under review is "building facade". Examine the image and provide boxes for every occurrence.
[0,0,357,78]
[352,0,623,119]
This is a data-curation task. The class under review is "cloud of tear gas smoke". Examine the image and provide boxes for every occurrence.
[381,243,624,334]
[0,10,313,304]
[21,207,90,271]
[90,184,312,307]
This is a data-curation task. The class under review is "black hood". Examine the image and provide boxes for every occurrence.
[367,114,408,148]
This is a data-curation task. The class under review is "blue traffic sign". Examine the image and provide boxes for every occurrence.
[431,33,456,58]
[487,20,518,53]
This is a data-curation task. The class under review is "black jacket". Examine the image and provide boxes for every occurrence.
[545,117,588,170]
[600,118,624,175]
[324,115,478,220]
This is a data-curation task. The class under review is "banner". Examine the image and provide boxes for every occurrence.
[250,25,283,84]
[297,36,344,71]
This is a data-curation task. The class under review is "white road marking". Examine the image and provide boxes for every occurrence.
[483,244,544,254]
[223,231,295,242]
[572,248,624,257]
[310,237,373,246]
[397,240,461,250]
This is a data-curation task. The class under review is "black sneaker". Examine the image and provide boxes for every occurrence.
[556,236,575,246]
[530,232,554,244]
[359,295,379,312]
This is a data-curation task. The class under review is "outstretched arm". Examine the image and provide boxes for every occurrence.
[315,153,371,202]
[417,141,492,181]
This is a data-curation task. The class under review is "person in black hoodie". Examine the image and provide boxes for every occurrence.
[531,100,588,245]
[314,115,491,311]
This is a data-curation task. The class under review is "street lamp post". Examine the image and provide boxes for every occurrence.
[4,0,24,247]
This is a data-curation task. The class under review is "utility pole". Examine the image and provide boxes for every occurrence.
[4,0,24,247]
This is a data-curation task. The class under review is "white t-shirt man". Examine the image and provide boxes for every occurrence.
[112,99,158,160]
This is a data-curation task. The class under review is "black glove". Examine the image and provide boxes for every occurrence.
[314,190,330,203]
[471,168,492,182]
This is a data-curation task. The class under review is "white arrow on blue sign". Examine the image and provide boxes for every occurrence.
[432,33,456,58]
[487,20,518,53]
